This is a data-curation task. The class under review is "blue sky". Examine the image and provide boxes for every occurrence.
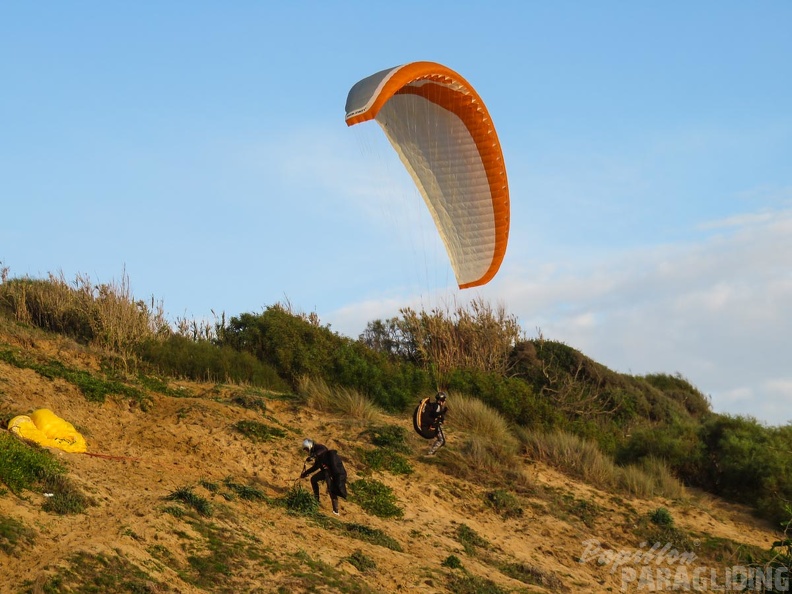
[2,2,791,424]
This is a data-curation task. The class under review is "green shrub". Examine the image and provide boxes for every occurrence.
[695,414,792,524]
[218,306,431,411]
[617,420,704,480]
[441,554,462,569]
[650,507,674,527]
[137,335,289,391]
[642,373,711,418]
[349,479,403,518]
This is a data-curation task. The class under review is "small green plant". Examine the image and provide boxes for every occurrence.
[359,448,413,475]
[635,510,693,553]
[456,524,490,556]
[199,479,219,493]
[165,486,213,517]
[346,549,376,572]
[349,479,403,518]
[335,522,402,552]
[223,477,267,501]
[484,489,523,519]
[163,505,185,518]
[282,485,318,516]
[441,554,463,569]
[650,507,674,527]
[233,420,286,442]
[368,425,411,453]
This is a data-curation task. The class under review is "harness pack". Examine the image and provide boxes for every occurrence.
[413,397,440,439]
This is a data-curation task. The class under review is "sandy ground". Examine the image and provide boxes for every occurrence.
[0,329,783,593]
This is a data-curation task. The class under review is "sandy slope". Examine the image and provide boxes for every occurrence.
[0,330,783,593]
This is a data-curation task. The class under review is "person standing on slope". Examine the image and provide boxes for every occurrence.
[300,438,347,515]
[427,391,449,456]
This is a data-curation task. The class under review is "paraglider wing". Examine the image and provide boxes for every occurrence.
[413,397,439,439]
[345,61,509,289]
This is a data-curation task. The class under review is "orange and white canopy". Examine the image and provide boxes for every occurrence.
[345,61,509,289]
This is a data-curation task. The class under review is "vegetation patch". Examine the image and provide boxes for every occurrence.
[484,489,523,519]
[137,334,290,390]
[359,447,413,475]
[634,510,694,553]
[136,373,181,396]
[41,474,91,515]
[233,419,286,442]
[442,554,463,569]
[544,489,601,529]
[165,486,213,517]
[0,513,35,555]
[349,478,403,518]
[298,376,381,421]
[456,523,490,556]
[286,549,377,594]
[222,477,267,501]
[0,433,87,513]
[498,561,564,590]
[31,550,161,593]
[346,549,377,572]
[367,424,411,453]
[282,485,319,516]
[649,506,674,527]
[178,519,267,591]
[0,432,65,494]
[447,572,508,594]
[0,348,149,407]
[229,389,268,413]
[333,520,402,552]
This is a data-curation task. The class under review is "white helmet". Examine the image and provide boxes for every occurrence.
[302,438,314,453]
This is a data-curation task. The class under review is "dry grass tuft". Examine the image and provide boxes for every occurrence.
[297,376,380,423]
[450,395,516,445]
[519,429,685,500]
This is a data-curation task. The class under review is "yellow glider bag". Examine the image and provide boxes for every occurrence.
[8,409,87,453]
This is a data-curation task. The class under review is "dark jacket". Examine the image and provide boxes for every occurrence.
[303,444,347,498]
[428,401,448,426]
